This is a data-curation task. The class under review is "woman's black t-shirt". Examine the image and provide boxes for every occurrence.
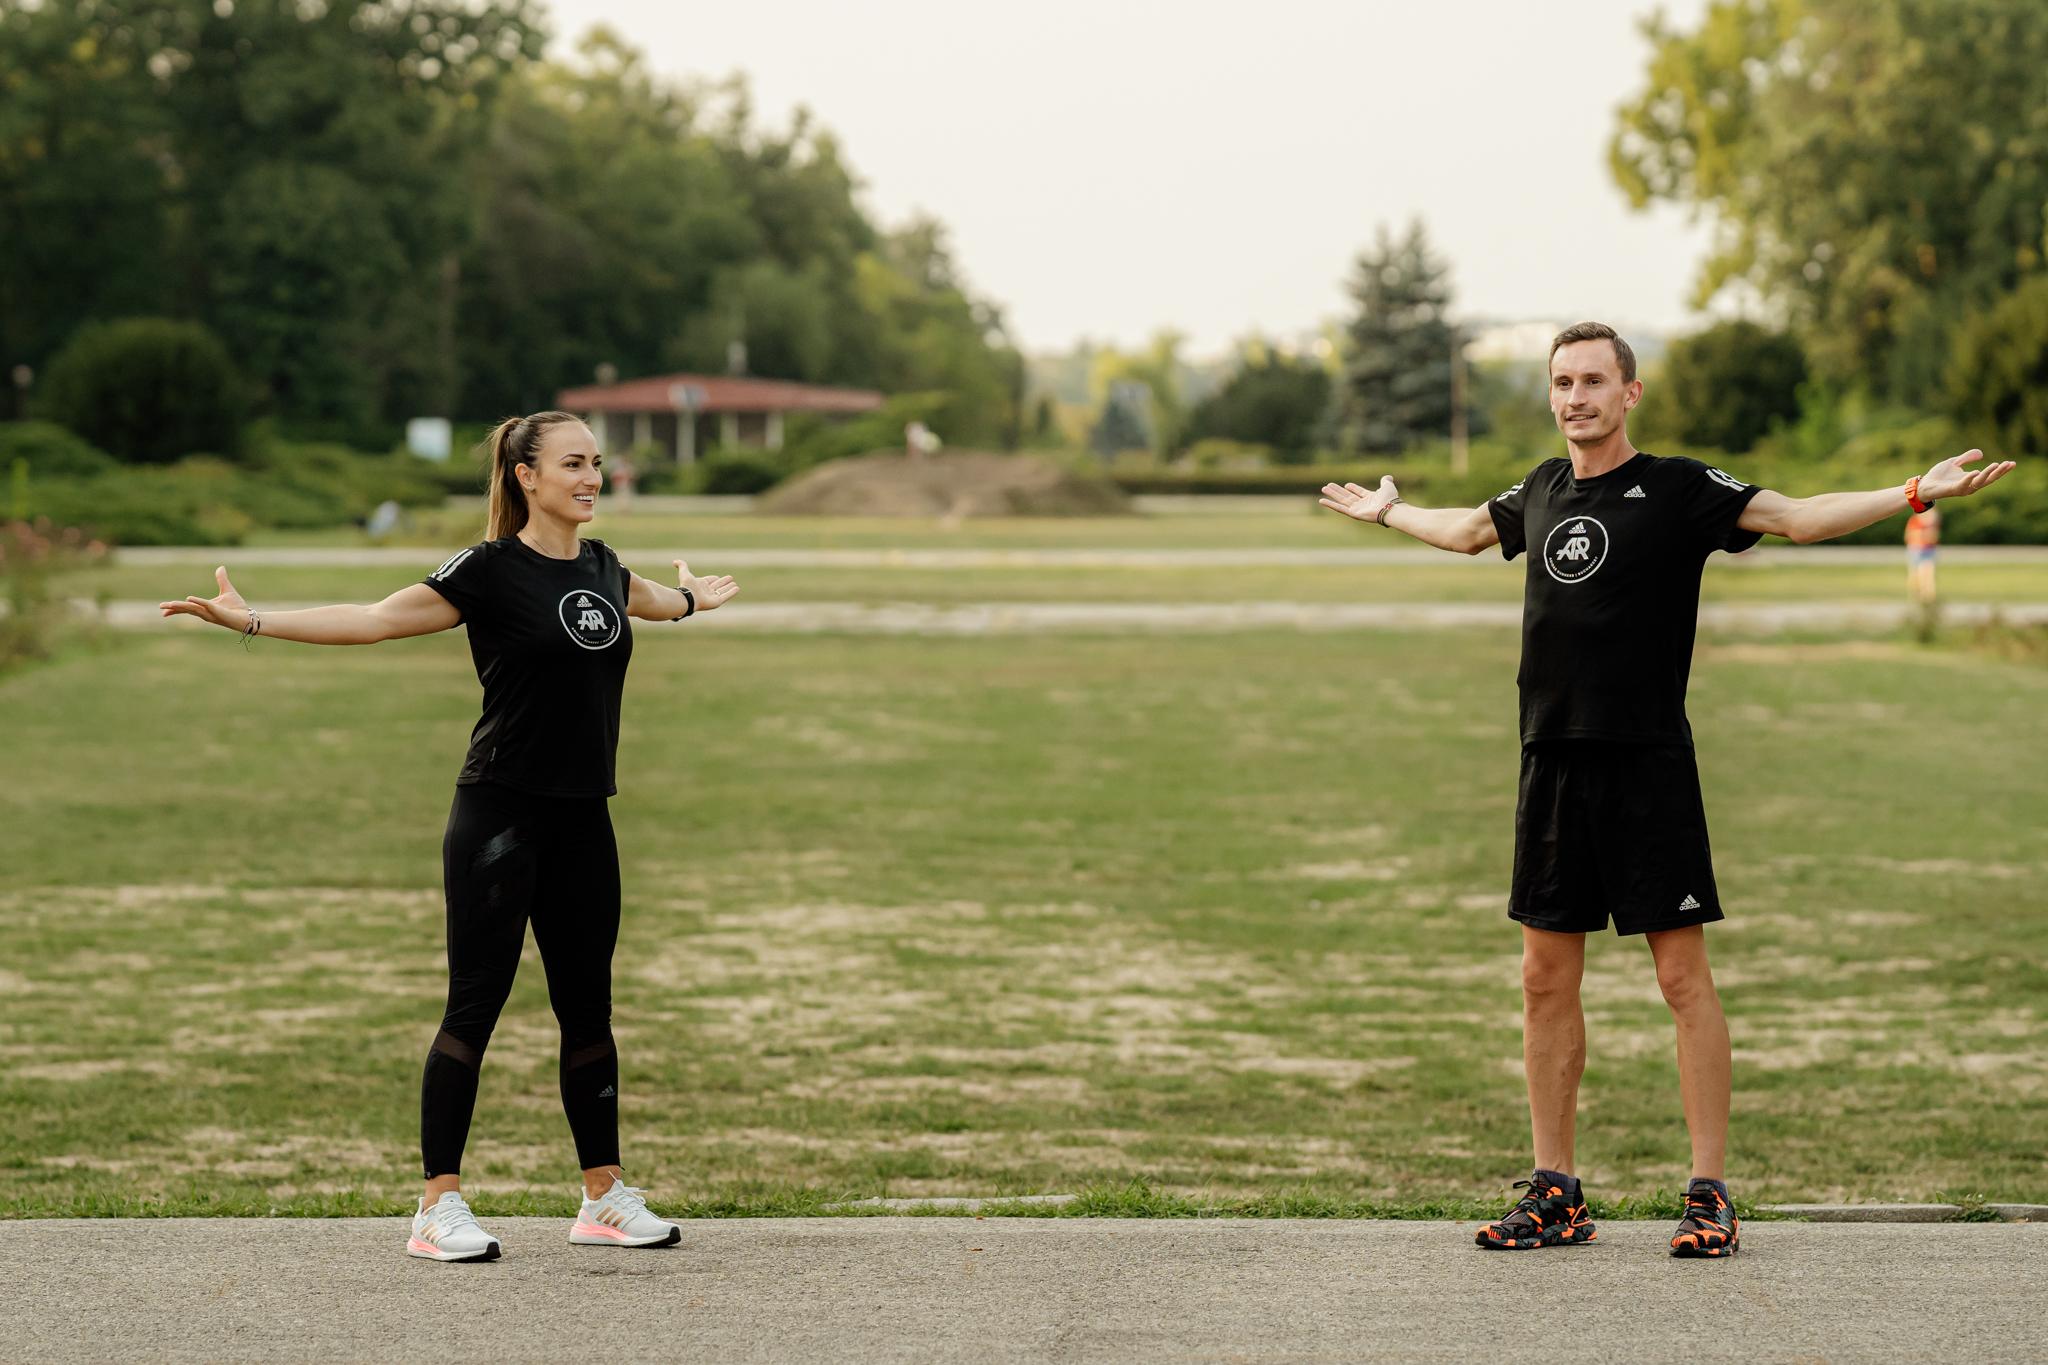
[1486,452,1762,748]
[421,535,635,798]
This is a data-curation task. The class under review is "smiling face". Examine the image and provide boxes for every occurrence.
[515,421,604,526]
[1548,339,1641,447]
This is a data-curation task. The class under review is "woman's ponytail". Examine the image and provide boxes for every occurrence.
[481,410,580,542]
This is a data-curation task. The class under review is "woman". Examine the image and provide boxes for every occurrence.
[160,410,738,1262]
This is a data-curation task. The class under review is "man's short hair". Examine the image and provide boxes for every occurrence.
[1549,322,1637,384]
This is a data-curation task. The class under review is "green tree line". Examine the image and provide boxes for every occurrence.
[0,1,1021,448]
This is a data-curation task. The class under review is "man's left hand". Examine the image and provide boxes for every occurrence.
[1922,449,2017,502]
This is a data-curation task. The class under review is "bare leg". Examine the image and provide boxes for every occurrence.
[582,1164,625,1200]
[1521,925,1588,1173]
[423,1173,461,1204]
[1647,925,1730,1180]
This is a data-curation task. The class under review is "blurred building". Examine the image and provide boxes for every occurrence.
[557,372,885,464]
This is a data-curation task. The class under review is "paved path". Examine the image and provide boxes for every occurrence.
[108,598,2048,634]
[2,1218,2040,1362]
[106,544,2048,568]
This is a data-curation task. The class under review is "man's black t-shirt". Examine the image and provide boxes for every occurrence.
[1486,452,1762,747]
[421,535,635,797]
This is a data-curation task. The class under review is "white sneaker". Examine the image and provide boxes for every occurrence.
[570,1177,681,1248]
[407,1191,502,1262]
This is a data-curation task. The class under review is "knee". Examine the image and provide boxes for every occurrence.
[1521,957,1581,1007]
[1657,959,1718,1014]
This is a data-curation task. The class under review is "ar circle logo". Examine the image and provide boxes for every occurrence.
[1542,515,1609,584]
[556,590,622,649]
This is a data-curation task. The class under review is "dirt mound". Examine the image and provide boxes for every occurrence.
[758,451,1131,517]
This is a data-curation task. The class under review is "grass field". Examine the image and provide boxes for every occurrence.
[5,560,2045,1218]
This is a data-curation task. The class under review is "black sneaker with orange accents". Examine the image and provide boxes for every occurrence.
[1474,1169,1597,1250]
[1669,1177,1740,1257]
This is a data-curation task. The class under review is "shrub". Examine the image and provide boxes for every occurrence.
[37,318,245,464]
[24,462,253,545]
[1181,439,1275,471]
[691,450,786,495]
[1645,320,1807,453]
[0,517,109,669]
[779,394,950,472]
[0,422,119,480]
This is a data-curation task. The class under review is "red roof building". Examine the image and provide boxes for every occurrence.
[556,372,885,464]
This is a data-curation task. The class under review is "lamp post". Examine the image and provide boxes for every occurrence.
[1449,328,1469,477]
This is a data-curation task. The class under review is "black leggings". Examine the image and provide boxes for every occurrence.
[421,782,621,1178]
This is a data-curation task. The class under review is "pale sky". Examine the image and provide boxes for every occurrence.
[541,0,1718,356]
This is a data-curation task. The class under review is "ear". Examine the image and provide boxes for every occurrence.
[1623,379,1643,411]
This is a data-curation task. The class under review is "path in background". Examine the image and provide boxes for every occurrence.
[104,598,2048,633]
[2,1218,2040,1362]
[106,544,2048,568]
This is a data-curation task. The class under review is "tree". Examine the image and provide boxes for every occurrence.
[1611,0,2048,396]
[1949,277,2048,458]
[38,318,244,464]
[0,0,176,381]
[1647,320,1808,453]
[1182,350,1332,461]
[1089,383,1150,457]
[1335,221,1462,454]
[1087,332,1188,455]
[0,9,1023,447]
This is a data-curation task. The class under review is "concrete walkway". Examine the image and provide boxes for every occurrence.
[105,543,2048,569]
[109,597,2048,635]
[2,1218,2040,1362]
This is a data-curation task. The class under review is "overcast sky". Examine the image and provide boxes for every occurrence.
[541,0,1717,356]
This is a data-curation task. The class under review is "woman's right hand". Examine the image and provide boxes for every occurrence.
[159,567,252,631]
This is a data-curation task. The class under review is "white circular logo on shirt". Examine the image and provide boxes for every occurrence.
[1542,515,1609,584]
[557,590,622,649]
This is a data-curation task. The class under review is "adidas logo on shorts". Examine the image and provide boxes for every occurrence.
[1679,894,1702,912]
[1624,485,1646,498]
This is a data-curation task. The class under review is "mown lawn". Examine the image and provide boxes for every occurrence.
[3,623,2041,1218]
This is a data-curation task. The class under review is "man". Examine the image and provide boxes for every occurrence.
[1320,322,2015,1258]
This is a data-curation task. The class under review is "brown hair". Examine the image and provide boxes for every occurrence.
[481,410,582,541]
[1548,322,1637,384]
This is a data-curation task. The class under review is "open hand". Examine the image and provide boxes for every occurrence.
[674,559,739,612]
[1921,450,2016,502]
[158,567,252,631]
[1320,477,1400,523]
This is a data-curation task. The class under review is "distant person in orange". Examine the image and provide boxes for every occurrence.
[1319,321,2016,1260]
[1906,505,1940,605]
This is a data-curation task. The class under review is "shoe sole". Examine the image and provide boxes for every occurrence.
[570,1222,682,1248]
[1671,1234,1740,1258]
[1475,1225,1598,1250]
[407,1238,501,1262]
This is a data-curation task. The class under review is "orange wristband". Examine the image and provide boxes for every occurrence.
[1904,476,1931,514]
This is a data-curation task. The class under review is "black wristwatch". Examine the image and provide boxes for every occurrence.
[670,587,697,621]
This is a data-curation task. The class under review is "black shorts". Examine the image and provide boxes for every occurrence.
[1509,741,1725,937]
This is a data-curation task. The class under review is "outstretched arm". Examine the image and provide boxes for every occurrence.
[159,569,458,644]
[1739,449,2016,544]
[1320,478,1500,555]
[626,558,740,622]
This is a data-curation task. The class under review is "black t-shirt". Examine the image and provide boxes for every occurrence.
[422,535,635,797]
[1486,452,1762,747]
